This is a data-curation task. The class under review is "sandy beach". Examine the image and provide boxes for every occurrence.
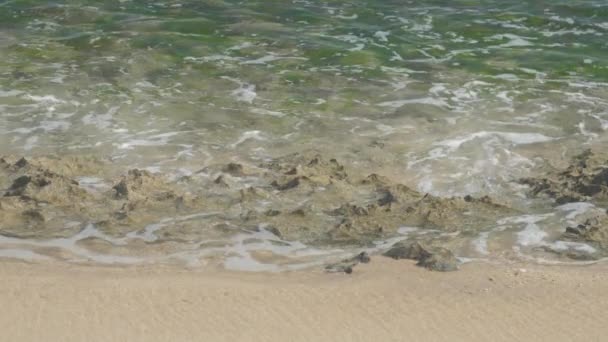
[1,258,607,342]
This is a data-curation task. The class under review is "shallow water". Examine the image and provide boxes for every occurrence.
[1,0,608,270]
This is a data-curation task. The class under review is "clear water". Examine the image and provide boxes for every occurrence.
[1,0,608,269]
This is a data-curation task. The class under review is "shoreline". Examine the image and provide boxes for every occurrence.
[2,258,607,342]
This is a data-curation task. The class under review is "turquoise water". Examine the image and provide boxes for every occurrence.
[1,1,608,268]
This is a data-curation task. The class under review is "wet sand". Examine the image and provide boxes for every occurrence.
[2,259,607,342]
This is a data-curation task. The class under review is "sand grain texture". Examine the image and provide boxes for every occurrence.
[1,259,607,342]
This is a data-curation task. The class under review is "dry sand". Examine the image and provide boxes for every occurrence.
[1,258,607,342]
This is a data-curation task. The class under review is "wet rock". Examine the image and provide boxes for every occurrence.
[290,208,306,217]
[265,209,281,217]
[222,163,244,176]
[383,241,459,272]
[271,177,302,191]
[6,175,33,196]
[110,169,189,209]
[213,175,229,187]
[262,151,347,185]
[520,149,608,204]
[537,246,598,261]
[112,179,129,198]
[0,151,518,257]
[238,187,269,203]
[416,248,459,272]
[22,208,45,222]
[369,140,385,149]
[562,215,608,250]
[266,226,283,238]
[377,190,397,207]
[14,157,29,168]
[352,251,371,263]
[325,251,371,274]
[383,241,426,260]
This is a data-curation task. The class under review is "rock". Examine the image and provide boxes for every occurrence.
[383,241,459,272]
[537,245,599,261]
[562,215,608,250]
[22,209,45,222]
[222,163,244,176]
[0,150,518,260]
[213,175,229,187]
[265,209,281,217]
[520,149,608,204]
[324,251,371,274]
[271,177,302,191]
[112,179,129,198]
[416,247,459,272]
[383,241,426,260]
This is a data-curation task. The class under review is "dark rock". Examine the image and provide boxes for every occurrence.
[324,251,371,274]
[537,246,598,261]
[562,215,608,250]
[222,163,244,176]
[22,209,44,222]
[377,190,396,207]
[112,180,129,198]
[214,175,229,187]
[520,149,608,204]
[353,251,371,263]
[271,177,301,191]
[383,241,458,272]
[267,226,282,238]
[265,209,281,217]
[290,208,306,216]
[7,175,32,195]
[383,241,426,260]
[15,157,29,168]
[416,248,459,272]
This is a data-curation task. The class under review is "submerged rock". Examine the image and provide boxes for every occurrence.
[562,215,608,250]
[383,241,459,272]
[520,149,608,204]
[0,150,517,261]
[537,246,599,261]
[520,149,608,259]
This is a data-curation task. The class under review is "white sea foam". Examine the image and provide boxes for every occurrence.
[487,33,535,47]
[335,13,358,20]
[435,131,553,151]
[374,31,390,42]
[25,94,65,103]
[230,130,266,148]
[23,136,38,150]
[473,232,490,255]
[221,76,257,104]
[377,97,450,108]
[517,222,547,247]
[118,132,181,149]
[498,214,553,247]
[0,248,51,261]
[77,177,110,192]
[250,108,286,117]
[241,54,307,65]
[0,89,23,97]
[548,241,596,254]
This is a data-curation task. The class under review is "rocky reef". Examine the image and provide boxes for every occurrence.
[520,149,608,205]
[521,149,608,259]
[0,150,522,270]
